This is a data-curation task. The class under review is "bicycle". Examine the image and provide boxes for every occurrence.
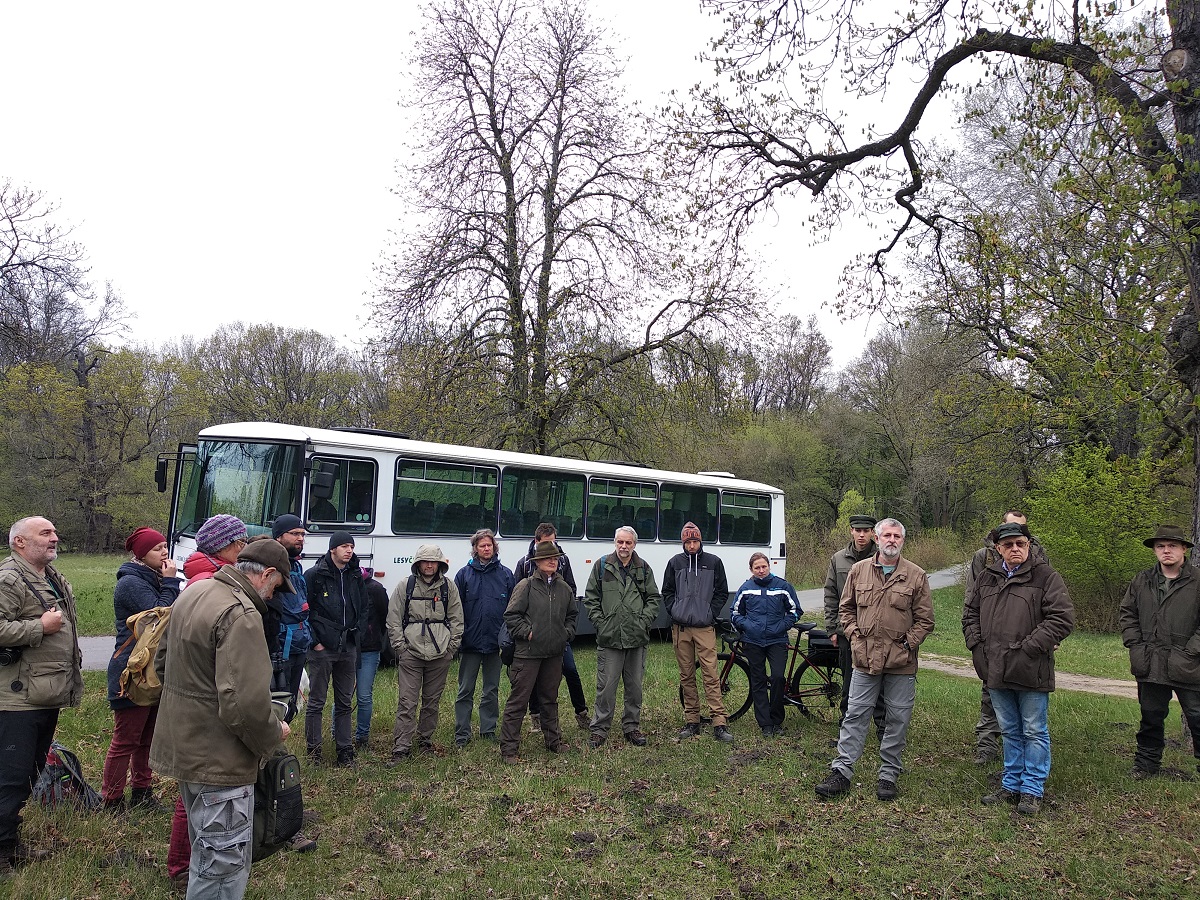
[677,620,844,723]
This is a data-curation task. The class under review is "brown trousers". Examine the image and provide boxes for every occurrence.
[673,624,727,726]
[500,656,564,757]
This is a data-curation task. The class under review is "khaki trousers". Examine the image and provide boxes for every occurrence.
[672,624,727,726]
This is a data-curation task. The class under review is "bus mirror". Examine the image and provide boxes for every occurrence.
[310,469,335,499]
[155,458,169,493]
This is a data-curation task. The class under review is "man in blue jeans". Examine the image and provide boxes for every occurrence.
[964,520,1074,815]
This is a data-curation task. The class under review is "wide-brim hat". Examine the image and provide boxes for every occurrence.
[1143,525,1194,549]
[529,540,560,562]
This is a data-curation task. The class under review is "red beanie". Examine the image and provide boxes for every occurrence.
[125,527,166,560]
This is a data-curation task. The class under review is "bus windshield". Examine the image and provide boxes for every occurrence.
[177,439,304,536]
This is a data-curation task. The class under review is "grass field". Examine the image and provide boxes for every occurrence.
[2,639,1195,899]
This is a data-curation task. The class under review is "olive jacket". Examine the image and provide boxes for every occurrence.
[583,552,661,650]
[963,556,1074,693]
[839,556,934,676]
[149,566,284,786]
[504,573,577,660]
[822,539,877,635]
[1119,562,1200,687]
[0,553,83,711]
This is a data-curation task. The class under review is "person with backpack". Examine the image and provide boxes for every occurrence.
[100,526,181,813]
[386,544,463,761]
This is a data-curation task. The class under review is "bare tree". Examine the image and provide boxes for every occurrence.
[376,0,759,454]
[0,179,124,369]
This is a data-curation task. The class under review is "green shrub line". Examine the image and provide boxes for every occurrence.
[5,643,1196,899]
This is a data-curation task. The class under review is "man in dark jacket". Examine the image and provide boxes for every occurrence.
[1119,524,1200,780]
[963,521,1074,815]
[823,514,879,726]
[453,529,514,747]
[963,510,1044,765]
[662,522,733,742]
[303,531,366,767]
[512,523,590,731]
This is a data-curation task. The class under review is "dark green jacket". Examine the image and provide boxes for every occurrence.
[1119,563,1200,687]
[504,573,577,660]
[823,540,876,634]
[583,552,660,649]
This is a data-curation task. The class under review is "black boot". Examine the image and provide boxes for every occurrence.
[130,788,166,813]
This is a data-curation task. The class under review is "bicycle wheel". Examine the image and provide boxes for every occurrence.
[789,660,842,722]
[677,654,753,723]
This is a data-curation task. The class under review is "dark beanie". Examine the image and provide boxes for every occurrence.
[329,530,355,551]
[272,514,304,539]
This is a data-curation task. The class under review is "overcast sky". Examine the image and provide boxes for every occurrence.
[2,1,898,368]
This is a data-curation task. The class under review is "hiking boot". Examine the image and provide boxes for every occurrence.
[624,730,648,747]
[354,736,370,749]
[387,749,411,767]
[130,788,167,813]
[334,748,356,768]
[529,713,542,732]
[815,770,852,798]
[713,725,734,743]
[575,710,591,730]
[455,738,469,749]
[419,740,446,757]
[876,779,898,801]
[103,796,127,814]
[588,733,606,749]
[678,722,701,739]
[502,754,520,765]
[973,749,999,766]
[307,746,323,765]
[982,787,1019,806]
[169,871,190,895]
[1016,793,1042,816]
[1130,766,1158,781]
[287,830,317,853]
[1,842,53,873]
[548,741,572,754]
[762,725,781,738]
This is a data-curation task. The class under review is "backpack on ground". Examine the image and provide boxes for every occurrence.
[252,749,304,862]
[32,741,103,812]
[116,606,172,706]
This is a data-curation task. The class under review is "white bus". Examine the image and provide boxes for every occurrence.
[157,421,787,634]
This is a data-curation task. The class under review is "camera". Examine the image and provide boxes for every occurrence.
[0,646,22,667]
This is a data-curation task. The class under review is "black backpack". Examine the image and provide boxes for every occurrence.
[252,749,303,862]
[32,741,103,811]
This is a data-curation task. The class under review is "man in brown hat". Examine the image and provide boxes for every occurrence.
[1119,525,1200,779]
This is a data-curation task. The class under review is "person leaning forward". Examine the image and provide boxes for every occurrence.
[663,521,733,743]
[1120,524,1200,780]
[584,526,660,749]
[149,539,293,900]
[0,516,83,876]
[815,518,933,803]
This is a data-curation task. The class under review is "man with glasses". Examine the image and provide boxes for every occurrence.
[1120,525,1200,781]
[963,521,1074,815]
[963,510,1044,766]
[271,515,312,725]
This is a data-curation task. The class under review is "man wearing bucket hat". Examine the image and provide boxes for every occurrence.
[1120,524,1200,780]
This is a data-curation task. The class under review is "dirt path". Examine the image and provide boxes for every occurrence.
[922,652,1138,700]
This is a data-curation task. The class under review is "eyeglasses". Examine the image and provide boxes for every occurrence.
[998,540,1030,550]
[285,529,307,538]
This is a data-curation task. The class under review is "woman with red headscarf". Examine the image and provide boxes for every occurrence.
[100,527,181,812]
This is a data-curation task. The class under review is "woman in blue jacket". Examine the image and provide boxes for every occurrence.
[101,527,181,811]
[732,552,800,736]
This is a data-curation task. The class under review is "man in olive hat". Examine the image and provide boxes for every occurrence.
[1119,525,1200,779]
[823,514,880,725]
